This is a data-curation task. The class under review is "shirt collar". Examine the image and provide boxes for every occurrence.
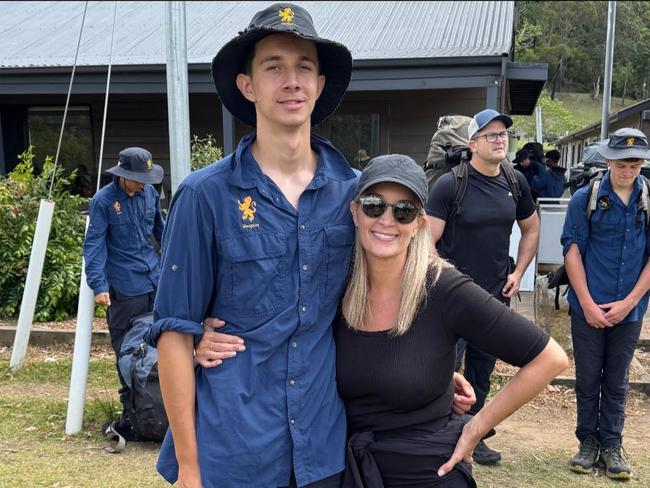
[227,132,357,190]
[112,179,145,200]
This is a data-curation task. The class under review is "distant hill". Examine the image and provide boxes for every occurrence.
[554,92,641,129]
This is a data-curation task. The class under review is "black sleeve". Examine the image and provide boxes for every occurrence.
[425,172,455,221]
[436,267,549,367]
[515,171,536,221]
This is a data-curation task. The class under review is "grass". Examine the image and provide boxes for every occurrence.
[555,92,641,129]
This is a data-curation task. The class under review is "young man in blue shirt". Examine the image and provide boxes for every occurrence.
[83,147,165,442]
[562,128,650,480]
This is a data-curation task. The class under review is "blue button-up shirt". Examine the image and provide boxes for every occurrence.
[147,133,358,488]
[561,171,650,323]
[83,181,164,296]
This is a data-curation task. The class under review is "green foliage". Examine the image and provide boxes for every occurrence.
[191,134,223,171]
[512,91,582,143]
[516,1,650,101]
[0,147,87,321]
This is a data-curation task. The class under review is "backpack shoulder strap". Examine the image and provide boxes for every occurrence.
[587,172,604,224]
[450,157,469,218]
[500,161,522,203]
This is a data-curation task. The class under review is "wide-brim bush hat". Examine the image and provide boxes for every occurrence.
[105,147,163,185]
[211,2,352,128]
[598,128,650,161]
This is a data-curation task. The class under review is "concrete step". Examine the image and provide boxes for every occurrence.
[0,326,110,348]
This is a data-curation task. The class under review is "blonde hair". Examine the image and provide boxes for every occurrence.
[342,215,450,335]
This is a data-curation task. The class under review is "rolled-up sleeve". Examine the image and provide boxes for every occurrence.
[83,198,109,295]
[561,189,589,256]
[147,184,216,346]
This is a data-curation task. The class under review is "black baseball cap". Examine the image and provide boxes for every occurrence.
[356,154,428,207]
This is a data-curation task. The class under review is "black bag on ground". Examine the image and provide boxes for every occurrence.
[117,313,168,441]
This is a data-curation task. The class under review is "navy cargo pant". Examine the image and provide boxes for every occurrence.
[106,286,155,439]
[455,294,510,415]
[571,313,642,448]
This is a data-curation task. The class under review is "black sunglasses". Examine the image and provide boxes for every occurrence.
[356,195,421,224]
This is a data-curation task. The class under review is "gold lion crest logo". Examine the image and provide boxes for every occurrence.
[113,201,121,214]
[278,7,294,23]
[238,196,257,223]
[626,137,635,147]
[146,159,153,170]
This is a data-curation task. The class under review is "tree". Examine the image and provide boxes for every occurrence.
[512,91,581,143]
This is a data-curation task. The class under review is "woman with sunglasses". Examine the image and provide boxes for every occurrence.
[337,154,568,487]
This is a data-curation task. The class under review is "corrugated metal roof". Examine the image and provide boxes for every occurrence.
[0,1,514,68]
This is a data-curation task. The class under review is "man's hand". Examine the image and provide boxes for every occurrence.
[95,292,111,307]
[582,300,613,328]
[502,271,521,298]
[452,372,476,415]
[600,298,635,326]
[194,318,246,368]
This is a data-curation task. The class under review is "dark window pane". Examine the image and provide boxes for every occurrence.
[329,113,380,170]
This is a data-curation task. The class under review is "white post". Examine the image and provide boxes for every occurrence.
[165,0,191,197]
[601,1,616,140]
[535,105,543,144]
[10,199,55,371]
[65,218,96,435]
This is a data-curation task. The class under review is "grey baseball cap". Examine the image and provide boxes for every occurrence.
[356,154,428,207]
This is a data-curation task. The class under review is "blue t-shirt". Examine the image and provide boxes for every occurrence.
[561,171,650,323]
[147,133,359,487]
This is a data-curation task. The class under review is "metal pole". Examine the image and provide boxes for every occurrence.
[535,105,543,143]
[65,219,95,435]
[9,199,55,371]
[601,1,616,140]
[165,1,191,196]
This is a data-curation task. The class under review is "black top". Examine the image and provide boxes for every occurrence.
[335,267,549,436]
[426,164,535,296]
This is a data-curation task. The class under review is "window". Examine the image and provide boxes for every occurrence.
[328,112,380,170]
[27,107,95,192]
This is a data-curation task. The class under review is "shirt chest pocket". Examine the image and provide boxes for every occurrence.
[108,211,135,247]
[219,233,289,319]
[321,224,355,302]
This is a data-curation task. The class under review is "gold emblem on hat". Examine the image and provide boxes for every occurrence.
[113,201,122,215]
[146,159,153,170]
[278,7,295,23]
[627,137,635,147]
[238,195,257,223]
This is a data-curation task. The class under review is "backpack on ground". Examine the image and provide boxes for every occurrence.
[117,313,169,441]
[547,172,650,309]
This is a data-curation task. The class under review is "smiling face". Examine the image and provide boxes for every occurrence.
[235,33,325,131]
[607,159,644,190]
[350,182,424,261]
[469,120,509,165]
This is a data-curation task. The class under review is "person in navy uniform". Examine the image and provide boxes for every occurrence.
[531,149,567,199]
[83,147,165,443]
[562,128,650,480]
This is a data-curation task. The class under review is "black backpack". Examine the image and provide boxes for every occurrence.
[117,313,169,441]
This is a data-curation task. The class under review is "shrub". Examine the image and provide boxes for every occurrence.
[191,134,223,171]
[0,148,87,321]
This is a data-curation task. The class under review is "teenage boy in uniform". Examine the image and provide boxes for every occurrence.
[426,109,540,465]
[83,147,165,444]
[563,128,650,480]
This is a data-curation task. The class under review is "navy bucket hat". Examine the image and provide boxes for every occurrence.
[211,3,352,128]
[105,147,163,185]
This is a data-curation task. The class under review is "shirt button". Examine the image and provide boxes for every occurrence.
[171,264,178,271]
[290,418,295,425]
[289,379,295,386]
[302,265,308,271]
[291,342,298,348]
[299,224,305,231]
[301,306,307,313]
